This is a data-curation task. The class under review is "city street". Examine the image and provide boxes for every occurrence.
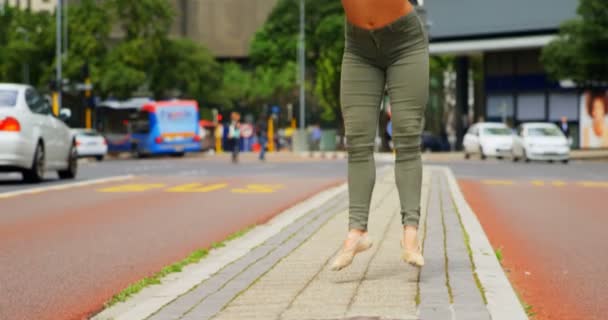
[2,153,607,320]
[0,154,348,320]
[441,158,608,320]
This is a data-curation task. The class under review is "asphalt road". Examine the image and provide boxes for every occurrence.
[3,153,605,320]
[441,158,608,320]
[0,153,349,320]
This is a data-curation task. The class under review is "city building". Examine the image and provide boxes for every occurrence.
[3,0,55,11]
[425,0,581,146]
[170,0,278,59]
[3,0,278,59]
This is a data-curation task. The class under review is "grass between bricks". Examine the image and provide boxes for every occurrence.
[439,187,455,304]
[449,193,488,305]
[449,192,536,317]
[105,225,256,308]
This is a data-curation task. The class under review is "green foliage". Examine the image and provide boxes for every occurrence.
[63,0,112,82]
[1,0,222,108]
[0,6,55,87]
[314,14,345,124]
[105,0,174,41]
[541,0,608,87]
[250,0,344,126]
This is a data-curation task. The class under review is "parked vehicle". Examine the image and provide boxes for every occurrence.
[463,122,513,160]
[512,122,570,163]
[96,99,202,158]
[72,129,108,161]
[0,83,77,182]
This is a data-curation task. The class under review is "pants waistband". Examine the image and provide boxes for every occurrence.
[346,10,418,35]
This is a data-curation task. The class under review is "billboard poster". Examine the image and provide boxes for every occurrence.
[580,90,608,149]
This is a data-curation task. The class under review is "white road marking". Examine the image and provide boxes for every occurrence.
[0,175,135,199]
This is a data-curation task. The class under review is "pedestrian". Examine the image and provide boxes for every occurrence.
[311,124,322,151]
[257,118,268,161]
[228,112,241,163]
[331,0,428,271]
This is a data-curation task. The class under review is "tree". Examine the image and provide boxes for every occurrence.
[313,14,344,125]
[0,6,55,87]
[541,0,608,87]
[105,0,174,41]
[63,0,112,83]
[249,0,344,127]
[149,38,224,105]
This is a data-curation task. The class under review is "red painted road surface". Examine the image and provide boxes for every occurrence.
[459,180,608,320]
[0,175,343,320]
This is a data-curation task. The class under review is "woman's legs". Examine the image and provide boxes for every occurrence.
[341,51,386,232]
[386,34,429,252]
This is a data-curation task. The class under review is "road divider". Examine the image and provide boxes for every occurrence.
[97,183,286,194]
[480,179,608,188]
[0,175,135,199]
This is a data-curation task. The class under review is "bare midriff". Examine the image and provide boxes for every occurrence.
[341,0,414,30]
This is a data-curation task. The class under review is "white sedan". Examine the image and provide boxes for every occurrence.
[463,122,514,160]
[512,123,570,163]
[72,129,108,161]
[0,83,77,182]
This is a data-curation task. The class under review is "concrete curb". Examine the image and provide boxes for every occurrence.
[92,182,348,320]
[438,166,529,320]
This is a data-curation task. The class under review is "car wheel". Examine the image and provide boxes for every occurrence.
[58,144,78,179]
[464,152,470,160]
[23,142,45,183]
[131,144,144,159]
[96,155,104,162]
[562,159,569,164]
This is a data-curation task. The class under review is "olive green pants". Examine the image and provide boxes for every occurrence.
[341,12,429,231]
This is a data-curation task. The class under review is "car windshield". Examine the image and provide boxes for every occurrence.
[0,90,18,107]
[528,127,563,137]
[483,127,512,136]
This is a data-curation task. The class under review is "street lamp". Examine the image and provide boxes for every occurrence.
[54,0,63,115]
[298,0,306,130]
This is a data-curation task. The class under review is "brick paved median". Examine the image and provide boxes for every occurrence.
[99,166,526,320]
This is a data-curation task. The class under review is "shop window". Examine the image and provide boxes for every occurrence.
[487,94,514,120]
[516,93,546,120]
[549,93,578,121]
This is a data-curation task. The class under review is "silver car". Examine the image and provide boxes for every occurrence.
[0,83,77,182]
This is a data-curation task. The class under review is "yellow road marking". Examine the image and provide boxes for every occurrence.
[98,184,166,193]
[552,181,567,187]
[531,180,545,187]
[166,183,228,193]
[232,184,285,194]
[578,181,608,188]
[481,180,514,186]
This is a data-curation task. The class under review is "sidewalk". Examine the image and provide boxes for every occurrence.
[94,166,527,320]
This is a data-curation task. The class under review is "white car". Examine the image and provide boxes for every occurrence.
[512,123,570,163]
[0,83,77,182]
[463,122,514,160]
[72,129,108,161]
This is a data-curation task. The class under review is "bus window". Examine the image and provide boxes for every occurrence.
[130,111,151,134]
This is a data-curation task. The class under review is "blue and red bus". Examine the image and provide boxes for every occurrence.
[96,98,201,157]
